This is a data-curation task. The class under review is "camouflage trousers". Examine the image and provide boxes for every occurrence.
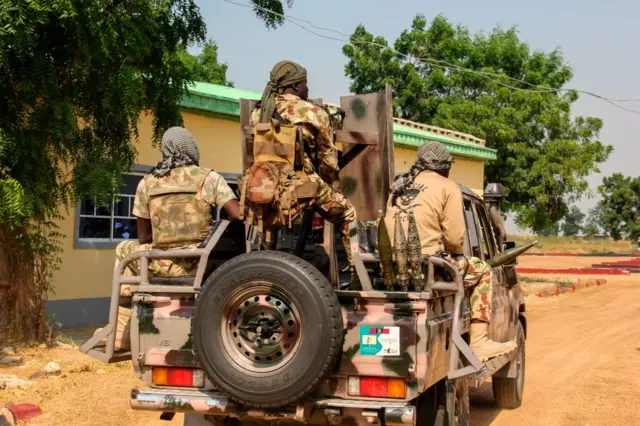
[454,256,492,323]
[298,173,357,266]
[96,240,198,350]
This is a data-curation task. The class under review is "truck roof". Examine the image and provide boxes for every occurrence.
[459,184,483,201]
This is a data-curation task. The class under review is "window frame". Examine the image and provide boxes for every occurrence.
[462,198,483,259]
[471,201,495,260]
[73,164,152,249]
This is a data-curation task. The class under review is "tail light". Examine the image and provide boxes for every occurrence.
[152,367,203,387]
[348,376,407,399]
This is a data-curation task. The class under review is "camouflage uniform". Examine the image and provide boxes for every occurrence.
[109,165,236,350]
[454,256,492,323]
[116,165,236,280]
[250,94,357,265]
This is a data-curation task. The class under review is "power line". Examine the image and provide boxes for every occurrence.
[222,0,640,113]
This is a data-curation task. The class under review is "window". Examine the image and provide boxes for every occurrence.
[463,199,482,258]
[74,169,239,249]
[75,170,148,248]
[472,202,494,260]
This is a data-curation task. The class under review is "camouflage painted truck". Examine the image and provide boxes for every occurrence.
[81,86,534,426]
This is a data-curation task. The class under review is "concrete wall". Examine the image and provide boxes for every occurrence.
[47,111,488,327]
[46,110,243,326]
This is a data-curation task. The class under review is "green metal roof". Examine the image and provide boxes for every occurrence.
[181,82,497,162]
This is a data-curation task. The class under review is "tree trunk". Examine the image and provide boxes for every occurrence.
[0,224,38,344]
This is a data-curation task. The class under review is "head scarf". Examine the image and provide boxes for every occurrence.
[259,60,307,123]
[150,126,200,177]
[390,141,453,199]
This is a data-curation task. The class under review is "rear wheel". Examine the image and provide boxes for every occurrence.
[492,322,525,409]
[417,378,469,426]
[192,250,344,408]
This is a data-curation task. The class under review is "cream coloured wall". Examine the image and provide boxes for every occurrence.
[50,113,487,302]
[50,110,243,301]
[394,146,485,195]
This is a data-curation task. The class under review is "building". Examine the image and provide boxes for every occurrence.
[46,82,497,327]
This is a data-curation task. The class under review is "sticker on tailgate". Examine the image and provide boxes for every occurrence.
[359,326,400,356]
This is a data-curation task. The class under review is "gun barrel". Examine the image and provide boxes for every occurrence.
[486,240,538,267]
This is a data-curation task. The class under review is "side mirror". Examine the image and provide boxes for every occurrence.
[502,241,517,266]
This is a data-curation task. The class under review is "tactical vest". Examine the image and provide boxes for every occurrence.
[240,113,318,245]
[145,166,213,249]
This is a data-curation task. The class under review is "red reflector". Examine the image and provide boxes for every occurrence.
[168,368,193,387]
[359,377,388,398]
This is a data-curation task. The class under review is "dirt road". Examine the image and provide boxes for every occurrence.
[2,271,639,425]
[470,275,640,426]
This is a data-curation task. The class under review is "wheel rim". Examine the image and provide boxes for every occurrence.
[221,283,301,372]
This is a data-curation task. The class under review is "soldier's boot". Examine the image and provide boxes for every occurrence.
[93,306,131,351]
[340,222,361,289]
[470,322,517,362]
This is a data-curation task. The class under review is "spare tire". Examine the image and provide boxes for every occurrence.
[192,250,344,408]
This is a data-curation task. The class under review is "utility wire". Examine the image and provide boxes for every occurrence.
[222,0,640,112]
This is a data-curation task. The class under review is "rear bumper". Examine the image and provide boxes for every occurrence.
[131,388,416,425]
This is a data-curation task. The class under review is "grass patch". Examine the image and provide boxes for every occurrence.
[511,235,635,255]
[518,275,574,288]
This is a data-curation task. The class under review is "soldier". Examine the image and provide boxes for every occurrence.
[250,60,357,283]
[384,141,516,361]
[96,126,241,350]
[484,183,507,247]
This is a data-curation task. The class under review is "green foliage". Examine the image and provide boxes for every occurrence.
[598,174,640,242]
[582,205,604,237]
[561,205,585,237]
[179,39,234,86]
[0,0,206,340]
[342,15,613,232]
[539,222,560,237]
[249,0,294,29]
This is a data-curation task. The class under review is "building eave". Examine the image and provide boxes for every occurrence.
[180,82,497,162]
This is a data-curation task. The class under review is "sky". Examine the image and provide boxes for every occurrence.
[194,0,639,234]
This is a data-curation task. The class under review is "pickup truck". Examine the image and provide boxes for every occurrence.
[81,87,529,426]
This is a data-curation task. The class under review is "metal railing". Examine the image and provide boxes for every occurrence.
[79,220,230,362]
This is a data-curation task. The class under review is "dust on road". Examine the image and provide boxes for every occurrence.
[471,275,640,426]
[2,264,639,426]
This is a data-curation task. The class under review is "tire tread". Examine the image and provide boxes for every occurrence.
[191,250,344,409]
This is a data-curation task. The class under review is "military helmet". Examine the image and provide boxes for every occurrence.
[484,183,504,201]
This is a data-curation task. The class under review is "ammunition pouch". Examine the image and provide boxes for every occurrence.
[240,117,318,245]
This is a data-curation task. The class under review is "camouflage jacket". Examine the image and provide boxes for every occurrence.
[132,166,237,249]
[250,94,339,184]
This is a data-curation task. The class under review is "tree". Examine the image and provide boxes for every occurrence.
[248,0,294,29]
[0,0,206,341]
[540,222,560,237]
[342,15,612,232]
[582,204,604,237]
[561,205,585,237]
[598,174,640,242]
[179,39,234,86]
